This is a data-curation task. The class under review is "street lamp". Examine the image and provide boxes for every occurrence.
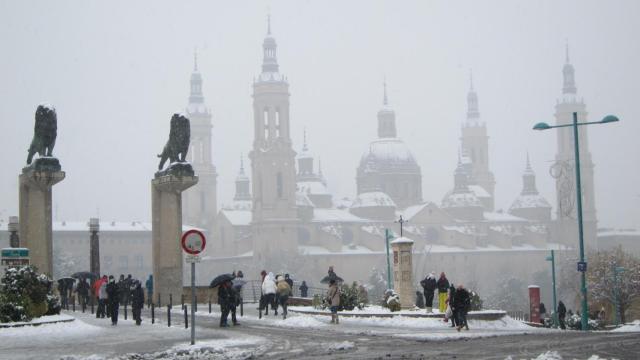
[545,250,558,328]
[533,112,619,331]
[613,266,625,326]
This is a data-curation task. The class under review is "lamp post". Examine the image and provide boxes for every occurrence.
[613,265,625,326]
[533,112,619,330]
[384,229,393,289]
[545,249,558,328]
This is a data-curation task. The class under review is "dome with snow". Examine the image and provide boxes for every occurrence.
[349,191,396,220]
[359,138,419,172]
[441,191,482,209]
[509,194,551,210]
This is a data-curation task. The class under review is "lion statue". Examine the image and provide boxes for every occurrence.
[158,113,190,170]
[27,104,58,165]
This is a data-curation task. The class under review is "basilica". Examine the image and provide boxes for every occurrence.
[183,20,602,292]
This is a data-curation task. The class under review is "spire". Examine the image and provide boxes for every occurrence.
[260,12,280,78]
[466,69,480,121]
[562,41,577,95]
[267,12,271,35]
[194,48,198,72]
[234,153,251,202]
[521,153,538,195]
[383,77,388,106]
[239,153,245,174]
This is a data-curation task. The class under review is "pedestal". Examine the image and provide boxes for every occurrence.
[19,158,65,276]
[152,167,197,302]
[529,285,541,324]
[391,237,415,309]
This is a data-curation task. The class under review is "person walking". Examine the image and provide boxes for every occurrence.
[276,275,292,319]
[436,272,450,313]
[453,284,470,331]
[131,280,144,325]
[145,274,153,308]
[327,279,341,324]
[299,281,309,298]
[106,276,120,325]
[447,283,457,328]
[539,302,547,324]
[218,280,234,327]
[57,279,69,310]
[261,272,277,316]
[420,272,437,313]
[123,274,133,306]
[284,274,294,292]
[77,278,90,310]
[97,276,108,318]
[557,301,567,330]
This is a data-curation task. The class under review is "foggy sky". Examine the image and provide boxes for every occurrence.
[0,0,638,229]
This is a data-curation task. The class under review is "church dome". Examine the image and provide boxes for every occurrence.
[509,194,551,211]
[359,138,420,173]
[351,191,396,209]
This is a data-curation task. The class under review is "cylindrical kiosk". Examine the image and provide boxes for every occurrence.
[528,285,541,324]
[391,236,415,309]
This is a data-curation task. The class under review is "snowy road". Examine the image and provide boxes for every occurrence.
[0,306,639,359]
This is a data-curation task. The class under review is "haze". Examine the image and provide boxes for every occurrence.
[0,0,638,230]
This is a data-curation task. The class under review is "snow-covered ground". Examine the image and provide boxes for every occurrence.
[611,319,640,332]
[507,351,620,360]
[0,313,74,327]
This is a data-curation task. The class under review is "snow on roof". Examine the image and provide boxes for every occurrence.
[50,221,202,232]
[361,225,387,237]
[296,193,315,207]
[597,228,640,238]
[390,236,414,245]
[509,194,551,210]
[363,138,416,163]
[335,197,353,209]
[312,209,367,223]
[442,225,477,236]
[525,224,548,234]
[401,203,431,220]
[468,185,491,199]
[297,181,330,195]
[299,245,375,255]
[441,191,482,208]
[483,212,527,222]
[489,225,522,236]
[320,225,342,239]
[220,210,252,226]
[351,191,396,209]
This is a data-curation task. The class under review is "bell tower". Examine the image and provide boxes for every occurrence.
[249,16,298,255]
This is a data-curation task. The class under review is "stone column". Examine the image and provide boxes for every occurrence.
[391,236,415,309]
[8,216,19,248]
[152,168,197,302]
[19,161,65,276]
[89,218,100,277]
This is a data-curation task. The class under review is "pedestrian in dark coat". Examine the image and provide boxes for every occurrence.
[453,285,470,331]
[420,272,437,312]
[447,283,458,327]
[123,274,133,306]
[106,276,120,325]
[218,280,234,327]
[436,272,450,313]
[299,281,309,298]
[557,301,567,330]
[539,302,547,324]
[76,279,90,310]
[131,280,144,325]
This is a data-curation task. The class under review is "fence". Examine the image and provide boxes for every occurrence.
[507,310,530,322]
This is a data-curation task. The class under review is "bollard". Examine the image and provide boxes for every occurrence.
[91,297,95,314]
[170,293,173,308]
[124,303,128,320]
[167,305,171,327]
[240,298,244,317]
[151,302,155,324]
[181,294,184,310]
[158,293,162,308]
[184,306,188,329]
[72,299,75,312]
[209,298,211,313]
[195,295,198,313]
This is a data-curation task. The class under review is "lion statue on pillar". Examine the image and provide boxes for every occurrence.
[158,113,190,170]
[27,104,58,165]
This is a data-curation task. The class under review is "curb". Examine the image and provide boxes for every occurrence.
[0,317,75,328]
[289,309,507,321]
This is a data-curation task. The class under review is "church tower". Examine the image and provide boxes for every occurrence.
[460,73,495,211]
[183,51,218,232]
[553,44,597,247]
[249,16,298,255]
[233,155,252,210]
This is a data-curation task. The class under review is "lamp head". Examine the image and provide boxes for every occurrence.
[533,122,552,131]
[600,115,619,124]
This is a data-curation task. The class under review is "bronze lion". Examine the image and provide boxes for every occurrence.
[27,104,58,165]
[158,113,190,170]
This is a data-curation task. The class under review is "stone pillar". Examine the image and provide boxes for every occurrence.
[8,216,19,248]
[19,161,65,276]
[89,218,100,277]
[391,236,415,309]
[152,168,197,302]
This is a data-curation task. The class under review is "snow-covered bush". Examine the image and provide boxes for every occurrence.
[0,266,60,323]
[339,282,366,311]
[566,314,603,330]
[469,290,483,311]
[382,289,401,312]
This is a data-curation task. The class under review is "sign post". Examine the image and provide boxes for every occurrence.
[181,230,206,346]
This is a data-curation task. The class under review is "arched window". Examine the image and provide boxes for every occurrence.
[275,109,280,137]
[263,108,269,139]
[276,172,283,198]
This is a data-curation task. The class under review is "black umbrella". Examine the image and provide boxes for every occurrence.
[71,271,98,280]
[209,273,235,288]
[320,273,344,284]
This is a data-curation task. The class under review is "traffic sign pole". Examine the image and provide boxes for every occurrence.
[191,261,195,345]
[180,230,206,346]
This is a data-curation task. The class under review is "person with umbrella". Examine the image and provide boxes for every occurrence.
[106,275,120,325]
[76,278,90,310]
[320,266,343,284]
[217,279,234,327]
[231,271,246,325]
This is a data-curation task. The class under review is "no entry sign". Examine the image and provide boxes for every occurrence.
[181,229,206,255]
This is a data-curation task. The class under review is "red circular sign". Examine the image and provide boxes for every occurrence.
[181,229,206,255]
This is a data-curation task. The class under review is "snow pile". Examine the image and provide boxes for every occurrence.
[1,316,100,339]
[272,315,328,328]
[327,341,355,351]
[611,319,640,332]
[504,352,617,360]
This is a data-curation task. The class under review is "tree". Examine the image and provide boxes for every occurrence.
[587,247,640,324]
[0,266,60,323]
[485,276,528,312]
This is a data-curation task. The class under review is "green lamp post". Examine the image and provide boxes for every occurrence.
[533,112,619,330]
[613,265,625,326]
[545,249,558,328]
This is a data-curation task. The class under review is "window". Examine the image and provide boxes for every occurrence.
[275,109,280,137]
[263,108,269,139]
[135,255,143,269]
[119,256,128,270]
[276,172,283,198]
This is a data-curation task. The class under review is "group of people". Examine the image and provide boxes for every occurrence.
[420,272,471,331]
[539,300,569,329]
[93,274,146,326]
[258,271,294,319]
